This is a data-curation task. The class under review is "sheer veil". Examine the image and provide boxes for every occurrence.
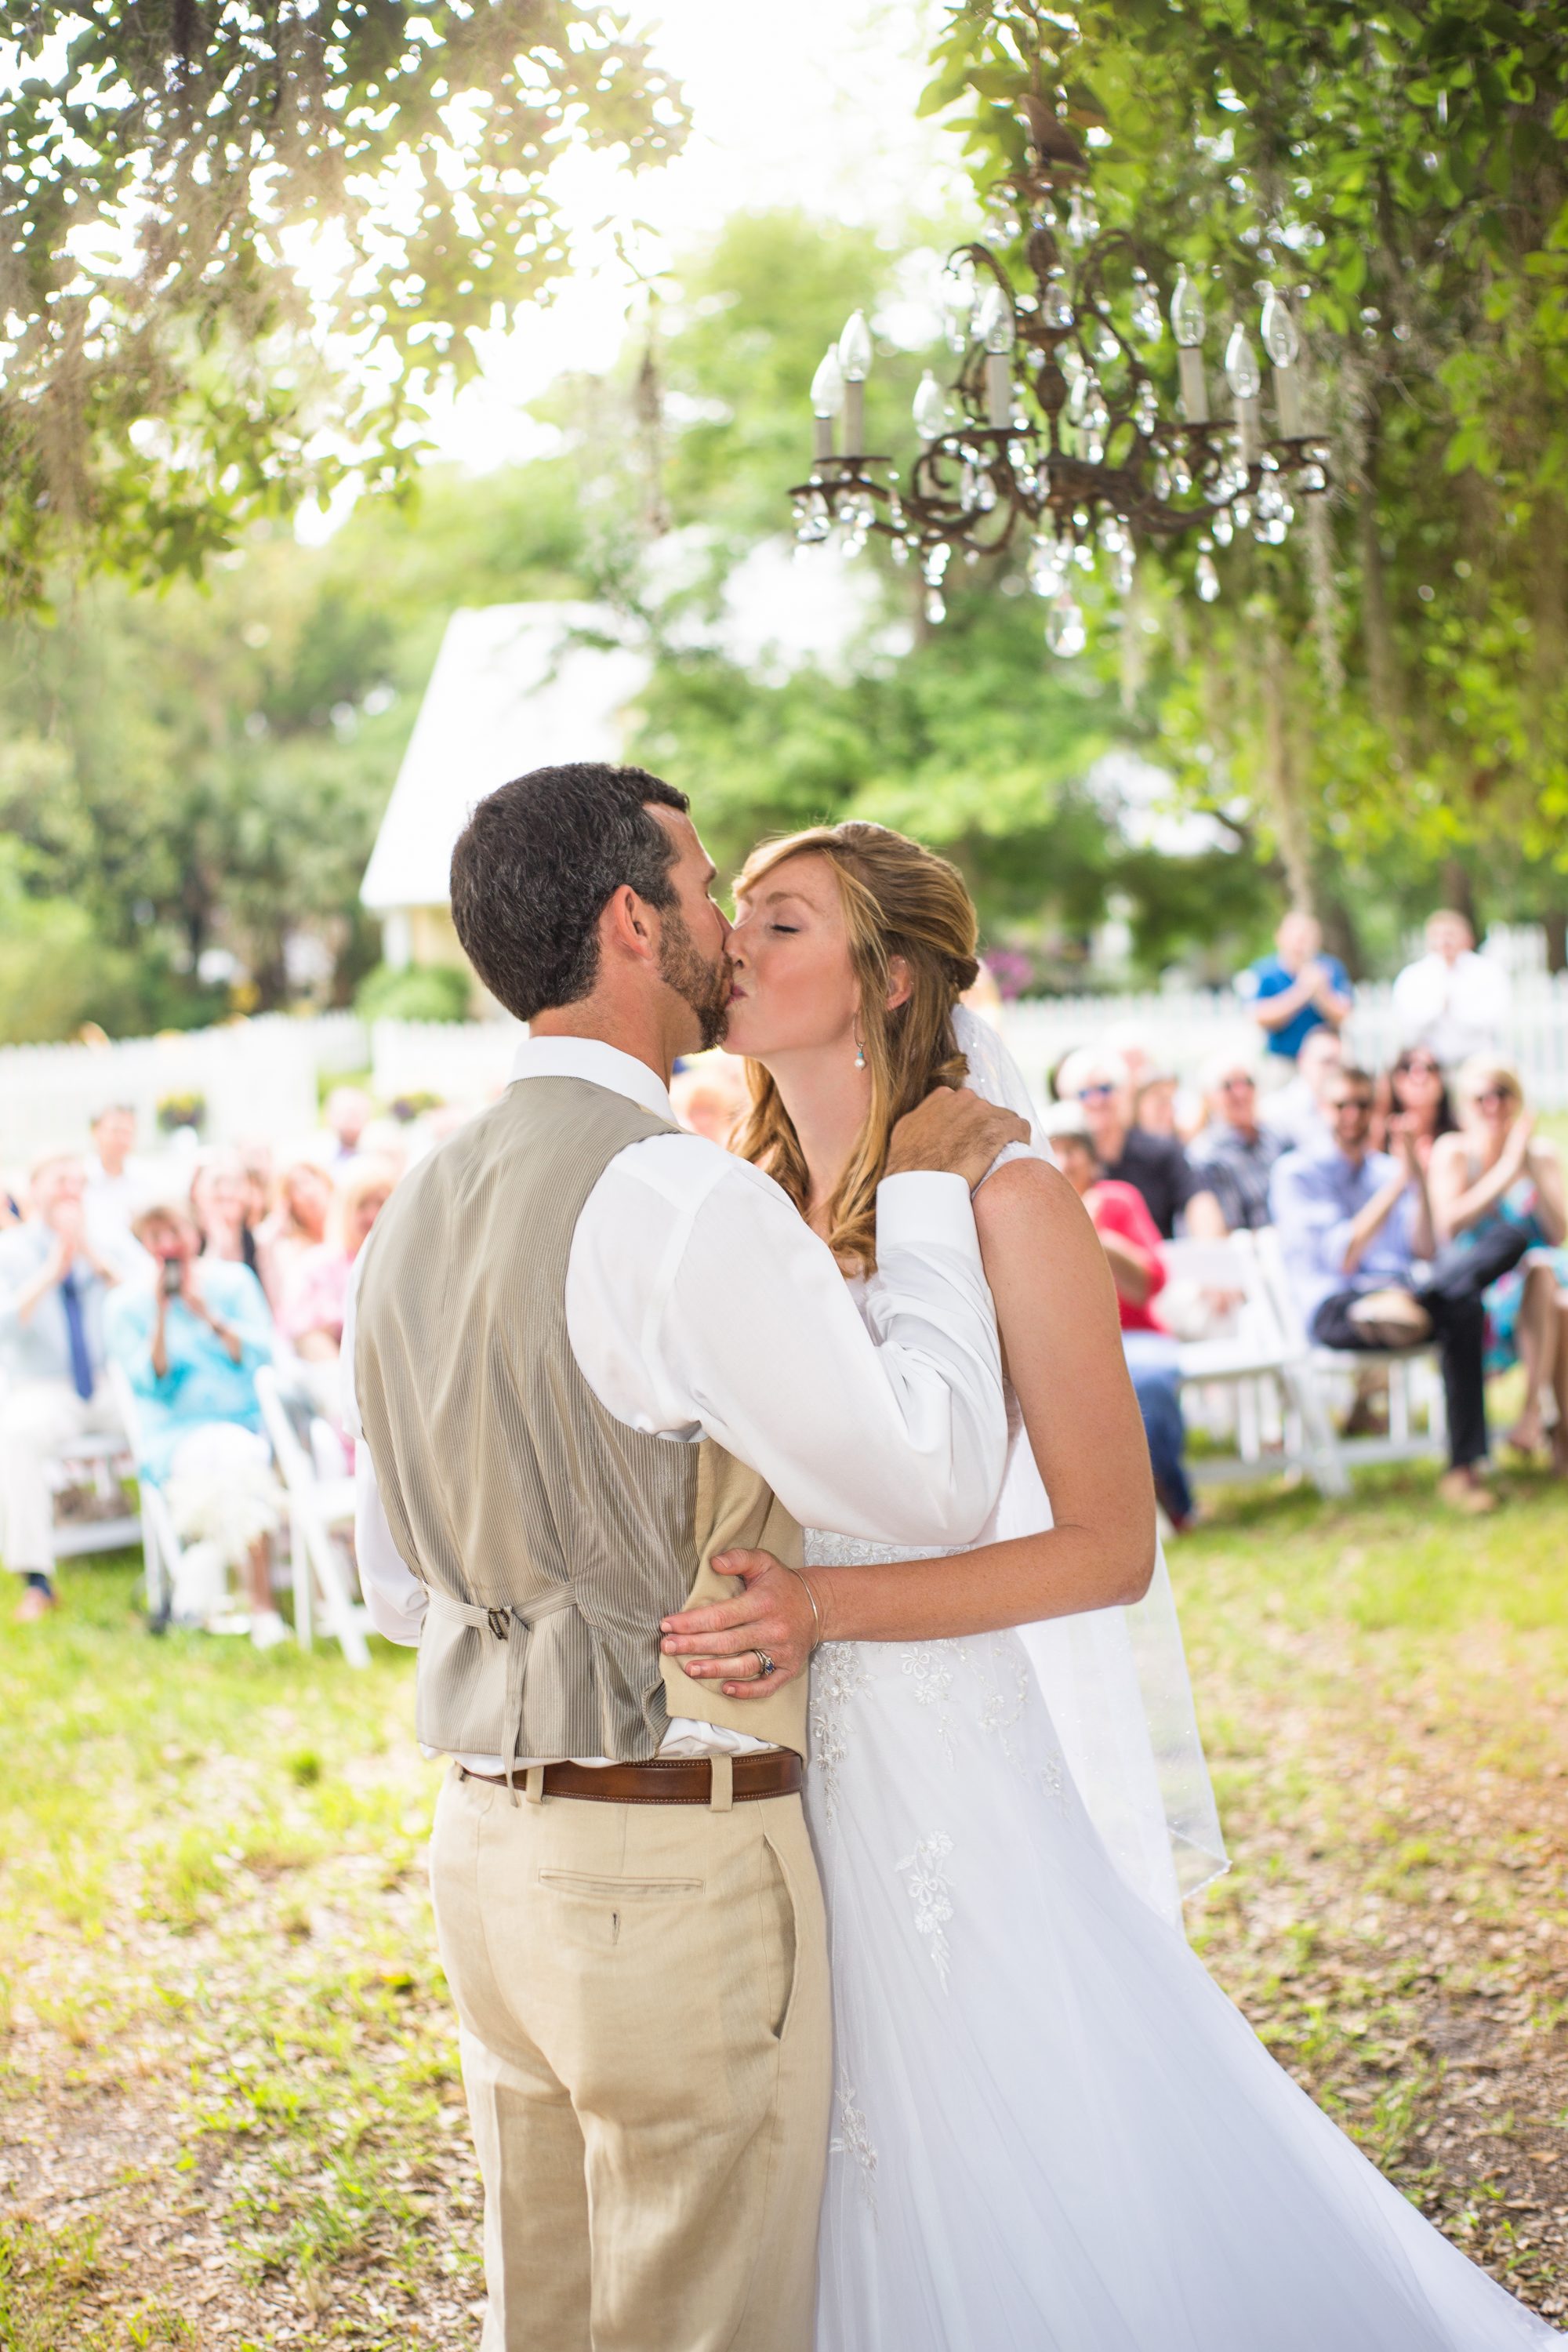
[955,1004,1229,1927]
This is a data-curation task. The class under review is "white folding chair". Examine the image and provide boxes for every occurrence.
[255,1366,370,1668]
[1163,1232,1348,1498]
[1253,1226,1446,1473]
[105,1360,185,1627]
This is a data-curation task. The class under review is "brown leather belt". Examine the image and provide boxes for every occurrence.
[462,1751,804,1804]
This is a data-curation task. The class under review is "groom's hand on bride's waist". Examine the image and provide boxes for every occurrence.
[659,1550,820,1697]
[885,1086,1030,1189]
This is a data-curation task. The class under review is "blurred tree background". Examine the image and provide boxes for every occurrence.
[0,2,1563,1040]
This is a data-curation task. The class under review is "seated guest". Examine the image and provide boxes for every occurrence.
[1428,1058,1568,1472]
[255,1153,333,1313]
[105,1200,284,1646]
[1132,1067,1179,1142]
[1047,1105,1197,1531]
[84,1103,154,1250]
[1054,1047,1225,1240]
[191,1149,261,1276]
[671,1053,750,1147]
[1261,1025,1343,1154]
[323,1085,375,1163]
[1269,1067,1531,1514]
[1189,1054,1287,1232]
[1235,909,1352,1065]
[0,1156,131,1621]
[1370,1047,1455,1163]
[280,1158,397,1365]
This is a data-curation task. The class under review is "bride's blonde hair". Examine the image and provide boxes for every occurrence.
[732,821,980,1272]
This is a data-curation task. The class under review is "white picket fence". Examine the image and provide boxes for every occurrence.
[997,973,1568,1111]
[5,968,1568,1174]
[0,1013,368,1168]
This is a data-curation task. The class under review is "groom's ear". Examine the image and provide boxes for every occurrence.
[602,883,658,967]
[886,955,913,1014]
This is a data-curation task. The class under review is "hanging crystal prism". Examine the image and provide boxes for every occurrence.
[1046,588,1088,655]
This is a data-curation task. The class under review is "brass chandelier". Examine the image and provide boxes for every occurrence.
[789,91,1331,655]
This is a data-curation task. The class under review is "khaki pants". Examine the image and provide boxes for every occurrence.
[0,1380,122,1575]
[429,1765,831,2352]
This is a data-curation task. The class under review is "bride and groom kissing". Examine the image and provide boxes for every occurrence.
[347,764,1556,2351]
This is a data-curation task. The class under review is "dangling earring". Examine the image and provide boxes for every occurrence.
[853,1025,866,1071]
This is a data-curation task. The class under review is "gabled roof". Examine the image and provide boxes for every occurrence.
[361,602,652,912]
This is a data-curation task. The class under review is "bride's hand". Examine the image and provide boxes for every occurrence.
[659,1550,819,1697]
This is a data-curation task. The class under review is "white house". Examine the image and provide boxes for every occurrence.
[361,602,653,976]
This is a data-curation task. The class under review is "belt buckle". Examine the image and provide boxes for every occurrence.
[486,1606,511,1642]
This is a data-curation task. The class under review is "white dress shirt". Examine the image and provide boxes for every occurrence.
[1391,949,1511,1067]
[344,1034,1007,1770]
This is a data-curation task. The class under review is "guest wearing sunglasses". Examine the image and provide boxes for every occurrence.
[1272,1069,1531,1513]
[1054,1048,1225,1240]
[1428,1060,1568,1471]
[1371,1049,1456,1163]
[1189,1054,1287,1232]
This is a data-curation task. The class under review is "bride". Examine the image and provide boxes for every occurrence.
[660,819,1558,2350]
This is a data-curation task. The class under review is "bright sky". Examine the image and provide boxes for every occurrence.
[416,0,977,470]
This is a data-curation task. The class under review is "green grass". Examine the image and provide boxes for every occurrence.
[2,1459,1566,2339]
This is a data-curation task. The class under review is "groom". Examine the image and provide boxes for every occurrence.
[348,761,1023,2352]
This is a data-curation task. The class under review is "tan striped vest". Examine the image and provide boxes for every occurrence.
[352,1075,807,1764]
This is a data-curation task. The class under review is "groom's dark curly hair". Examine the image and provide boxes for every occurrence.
[450,762,689,1021]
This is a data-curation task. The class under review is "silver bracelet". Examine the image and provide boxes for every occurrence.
[794,1567,825,1651]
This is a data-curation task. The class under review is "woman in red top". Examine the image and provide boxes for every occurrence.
[1047,1106,1197,1528]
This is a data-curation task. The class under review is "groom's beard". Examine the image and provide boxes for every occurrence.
[659,906,732,1051]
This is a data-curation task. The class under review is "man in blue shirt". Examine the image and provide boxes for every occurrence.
[1270,1068,1526,1512]
[1236,910,1352,1064]
[0,1156,133,1618]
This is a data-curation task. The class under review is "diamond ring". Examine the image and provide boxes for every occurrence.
[752,1650,777,1679]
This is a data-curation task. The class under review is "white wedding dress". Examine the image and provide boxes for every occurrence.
[801,1015,1559,2352]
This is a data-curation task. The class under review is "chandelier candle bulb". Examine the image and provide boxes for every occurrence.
[810,344,844,461]
[837,310,873,459]
[1177,346,1208,425]
[985,351,1011,427]
[1261,286,1305,440]
[913,371,949,442]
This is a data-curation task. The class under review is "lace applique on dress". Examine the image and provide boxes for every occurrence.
[896,1830,956,1991]
[808,1642,869,1827]
[975,1635,1033,1762]
[831,2075,878,2214]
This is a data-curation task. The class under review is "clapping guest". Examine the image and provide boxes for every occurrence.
[254,1154,333,1313]
[1392,909,1511,1067]
[1235,910,1353,1067]
[105,1200,283,1645]
[1371,1048,1456,1163]
[1047,1105,1197,1530]
[1055,1047,1225,1240]
[1188,1055,1287,1233]
[0,1156,130,1621]
[1428,1059,1568,1470]
[191,1150,260,1276]
[280,1158,397,1366]
[1270,1066,1530,1512]
[1260,1025,1344,1155]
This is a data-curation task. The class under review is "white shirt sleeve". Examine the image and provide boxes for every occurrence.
[568,1136,1007,1547]
[341,1257,428,1647]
